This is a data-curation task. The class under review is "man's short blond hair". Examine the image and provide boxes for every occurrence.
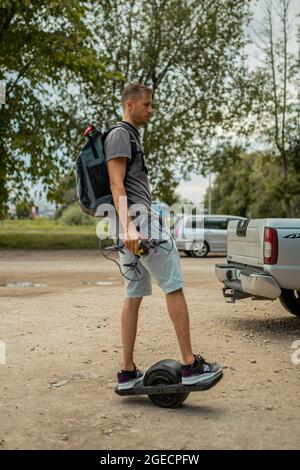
[121,82,153,109]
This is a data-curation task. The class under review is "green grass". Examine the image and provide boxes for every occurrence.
[0,219,104,249]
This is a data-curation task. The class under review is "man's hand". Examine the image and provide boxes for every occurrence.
[124,224,141,254]
[107,156,141,254]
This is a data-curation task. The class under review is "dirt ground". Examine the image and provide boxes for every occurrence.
[0,249,300,450]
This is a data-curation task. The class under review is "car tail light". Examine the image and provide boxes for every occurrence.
[175,219,186,239]
[175,222,181,239]
[264,227,278,264]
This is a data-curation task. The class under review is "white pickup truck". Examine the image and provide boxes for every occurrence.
[215,218,300,317]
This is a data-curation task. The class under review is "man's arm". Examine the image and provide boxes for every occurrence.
[107,157,140,254]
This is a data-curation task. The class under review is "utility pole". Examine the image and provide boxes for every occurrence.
[208,172,212,215]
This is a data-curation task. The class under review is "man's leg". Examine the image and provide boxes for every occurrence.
[121,297,143,371]
[165,288,195,366]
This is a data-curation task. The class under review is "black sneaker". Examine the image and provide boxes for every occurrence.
[117,365,144,390]
[181,354,221,386]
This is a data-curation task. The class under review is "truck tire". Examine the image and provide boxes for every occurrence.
[191,241,209,258]
[279,289,300,317]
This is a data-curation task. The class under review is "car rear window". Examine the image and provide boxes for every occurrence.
[204,218,228,230]
[184,217,233,230]
[185,217,204,229]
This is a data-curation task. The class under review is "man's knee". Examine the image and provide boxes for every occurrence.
[125,296,143,305]
[166,287,183,297]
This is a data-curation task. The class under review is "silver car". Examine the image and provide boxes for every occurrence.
[173,214,246,258]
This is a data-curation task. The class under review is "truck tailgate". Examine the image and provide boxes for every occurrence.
[227,218,300,290]
[227,219,265,267]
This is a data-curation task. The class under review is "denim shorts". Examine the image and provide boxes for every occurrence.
[118,213,184,298]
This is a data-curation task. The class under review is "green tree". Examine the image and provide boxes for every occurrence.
[204,149,253,217]
[208,0,300,219]
[152,168,181,206]
[205,149,300,218]
[47,172,77,218]
[0,0,119,218]
[84,0,253,203]
[16,197,33,219]
[249,0,300,216]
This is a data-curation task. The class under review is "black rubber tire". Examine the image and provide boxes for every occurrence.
[191,241,209,258]
[184,250,192,257]
[145,369,189,408]
[279,289,300,317]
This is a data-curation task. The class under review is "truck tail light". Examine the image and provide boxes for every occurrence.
[264,227,278,264]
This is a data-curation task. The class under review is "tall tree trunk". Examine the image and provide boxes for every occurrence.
[0,145,8,219]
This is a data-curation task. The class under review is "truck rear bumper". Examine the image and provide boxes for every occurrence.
[215,264,281,300]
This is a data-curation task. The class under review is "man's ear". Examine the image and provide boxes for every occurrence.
[127,99,133,112]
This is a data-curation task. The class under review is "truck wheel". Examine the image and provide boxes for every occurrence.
[279,289,300,317]
[191,241,209,258]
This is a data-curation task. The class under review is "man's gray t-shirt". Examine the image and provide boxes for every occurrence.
[104,122,152,212]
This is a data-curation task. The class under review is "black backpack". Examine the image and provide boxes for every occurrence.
[75,122,139,217]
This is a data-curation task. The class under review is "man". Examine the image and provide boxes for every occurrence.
[104,82,221,390]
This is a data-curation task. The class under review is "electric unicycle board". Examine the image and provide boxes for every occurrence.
[115,359,223,408]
